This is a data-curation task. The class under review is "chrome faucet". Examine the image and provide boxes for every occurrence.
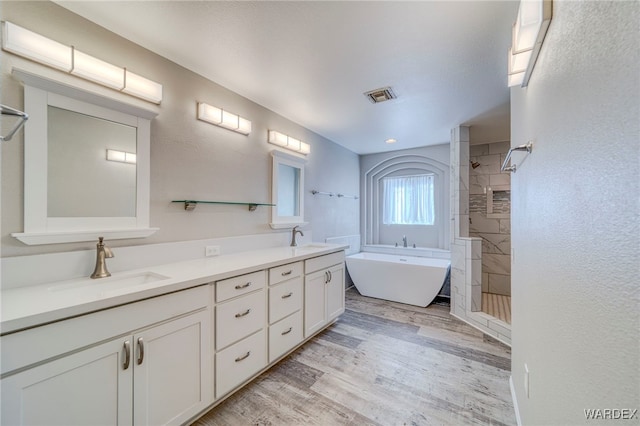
[290,226,304,247]
[402,235,408,248]
[91,237,114,279]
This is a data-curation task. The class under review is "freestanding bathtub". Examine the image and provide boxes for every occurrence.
[346,252,450,307]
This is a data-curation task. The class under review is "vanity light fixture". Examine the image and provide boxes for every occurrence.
[507,0,552,87]
[106,149,136,164]
[1,21,163,104]
[196,102,251,135]
[1,21,72,72]
[71,49,125,90]
[268,130,310,155]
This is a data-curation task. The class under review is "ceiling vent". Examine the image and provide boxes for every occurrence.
[364,87,397,104]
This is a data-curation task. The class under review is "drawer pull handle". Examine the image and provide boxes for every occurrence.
[281,327,293,336]
[235,282,251,290]
[281,292,293,299]
[235,351,251,362]
[235,308,251,318]
[281,270,293,276]
[137,337,144,365]
[123,340,131,370]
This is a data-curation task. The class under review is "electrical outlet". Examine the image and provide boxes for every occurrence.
[205,245,221,257]
[524,363,530,398]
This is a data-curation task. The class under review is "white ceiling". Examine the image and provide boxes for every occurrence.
[55,1,518,154]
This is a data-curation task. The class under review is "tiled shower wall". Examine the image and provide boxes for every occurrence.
[469,142,511,296]
[450,127,511,346]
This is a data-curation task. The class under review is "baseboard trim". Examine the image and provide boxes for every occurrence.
[450,311,511,347]
[510,375,522,426]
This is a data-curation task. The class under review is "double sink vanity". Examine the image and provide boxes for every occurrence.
[1,50,339,426]
[0,243,347,425]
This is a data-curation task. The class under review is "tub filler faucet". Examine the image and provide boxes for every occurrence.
[290,226,304,247]
[91,237,114,279]
[402,235,408,247]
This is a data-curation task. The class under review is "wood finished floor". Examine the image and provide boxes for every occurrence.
[481,293,512,325]
[193,288,515,426]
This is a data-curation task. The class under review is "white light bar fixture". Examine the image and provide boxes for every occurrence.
[268,130,310,155]
[1,21,163,104]
[507,0,552,87]
[197,102,251,135]
[106,149,136,164]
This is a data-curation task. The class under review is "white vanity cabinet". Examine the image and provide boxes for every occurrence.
[214,271,267,398]
[268,261,304,362]
[0,286,212,426]
[304,252,346,338]
[0,246,348,425]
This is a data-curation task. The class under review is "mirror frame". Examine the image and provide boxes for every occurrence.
[270,150,307,229]
[11,69,158,245]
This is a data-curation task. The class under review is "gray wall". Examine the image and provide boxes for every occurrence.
[0,1,359,257]
[510,1,639,423]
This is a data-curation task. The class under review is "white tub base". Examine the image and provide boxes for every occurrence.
[346,252,450,307]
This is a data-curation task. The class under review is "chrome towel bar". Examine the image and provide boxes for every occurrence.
[501,142,533,173]
[311,190,358,199]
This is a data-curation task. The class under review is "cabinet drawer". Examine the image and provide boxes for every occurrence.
[268,311,303,363]
[268,262,303,286]
[268,277,303,324]
[216,270,265,303]
[216,329,266,398]
[216,290,265,350]
[304,251,345,274]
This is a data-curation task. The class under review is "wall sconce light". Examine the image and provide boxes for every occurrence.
[106,149,136,164]
[268,130,310,155]
[196,102,251,135]
[507,0,552,87]
[1,21,163,104]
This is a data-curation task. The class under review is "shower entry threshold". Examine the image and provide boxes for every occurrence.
[482,293,511,324]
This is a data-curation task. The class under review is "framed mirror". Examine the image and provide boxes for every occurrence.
[270,150,307,229]
[11,69,158,245]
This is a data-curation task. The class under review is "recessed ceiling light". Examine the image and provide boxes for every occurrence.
[385,138,397,144]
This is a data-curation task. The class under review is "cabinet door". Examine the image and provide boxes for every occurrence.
[327,263,345,322]
[1,337,132,426]
[133,310,212,426]
[304,269,328,338]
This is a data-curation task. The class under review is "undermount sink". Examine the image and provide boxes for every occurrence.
[49,272,170,294]
[292,244,329,253]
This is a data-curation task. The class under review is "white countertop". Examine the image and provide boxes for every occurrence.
[1,243,348,335]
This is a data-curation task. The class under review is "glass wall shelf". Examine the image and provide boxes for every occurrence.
[172,200,275,212]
